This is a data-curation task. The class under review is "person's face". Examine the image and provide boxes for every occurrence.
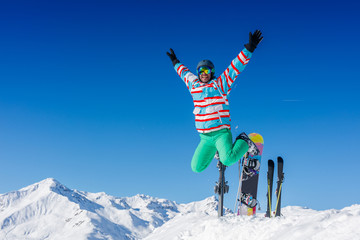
[198,66,212,83]
[199,72,211,83]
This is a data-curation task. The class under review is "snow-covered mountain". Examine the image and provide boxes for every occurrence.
[1,178,360,240]
[0,178,219,240]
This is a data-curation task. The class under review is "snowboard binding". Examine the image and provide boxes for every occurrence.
[242,156,261,180]
[240,193,258,208]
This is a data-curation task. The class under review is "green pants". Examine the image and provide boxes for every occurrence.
[191,129,249,173]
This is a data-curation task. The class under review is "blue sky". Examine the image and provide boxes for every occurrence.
[1,0,359,211]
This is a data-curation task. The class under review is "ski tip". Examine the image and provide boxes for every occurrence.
[268,159,275,166]
[277,156,284,163]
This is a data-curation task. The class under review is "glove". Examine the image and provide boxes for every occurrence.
[244,30,263,53]
[166,48,180,66]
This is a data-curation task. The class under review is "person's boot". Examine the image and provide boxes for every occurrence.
[236,132,260,156]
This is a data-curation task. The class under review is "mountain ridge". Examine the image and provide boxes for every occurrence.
[0,178,218,240]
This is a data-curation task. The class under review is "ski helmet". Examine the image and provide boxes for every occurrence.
[197,60,215,78]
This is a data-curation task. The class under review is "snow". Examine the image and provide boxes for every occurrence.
[146,205,360,240]
[0,178,359,240]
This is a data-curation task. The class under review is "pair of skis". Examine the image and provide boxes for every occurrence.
[265,157,284,217]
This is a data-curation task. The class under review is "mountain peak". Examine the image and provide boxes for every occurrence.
[37,177,61,187]
[14,177,66,194]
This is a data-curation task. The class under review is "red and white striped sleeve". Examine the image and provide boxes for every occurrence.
[174,63,198,90]
[216,48,252,95]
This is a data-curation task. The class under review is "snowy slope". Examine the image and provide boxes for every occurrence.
[1,179,360,240]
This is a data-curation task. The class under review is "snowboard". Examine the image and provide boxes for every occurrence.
[236,133,264,216]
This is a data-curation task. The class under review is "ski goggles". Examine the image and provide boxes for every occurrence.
[197,66,214,75]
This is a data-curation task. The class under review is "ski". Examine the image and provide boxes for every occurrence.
[265,159,274,218]
[275,156,284,217]
[215,155,229,217]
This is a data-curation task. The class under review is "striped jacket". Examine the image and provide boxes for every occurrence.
[174,48,252,133]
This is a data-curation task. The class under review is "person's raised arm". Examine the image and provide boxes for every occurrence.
[167,48,198,90]
[216,30,263,95]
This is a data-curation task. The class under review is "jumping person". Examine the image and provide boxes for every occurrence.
[167,30,263,173]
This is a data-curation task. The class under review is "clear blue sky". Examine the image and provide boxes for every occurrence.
[1,0,359,211]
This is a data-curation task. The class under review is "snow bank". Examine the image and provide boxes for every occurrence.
[145,205,360,240]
